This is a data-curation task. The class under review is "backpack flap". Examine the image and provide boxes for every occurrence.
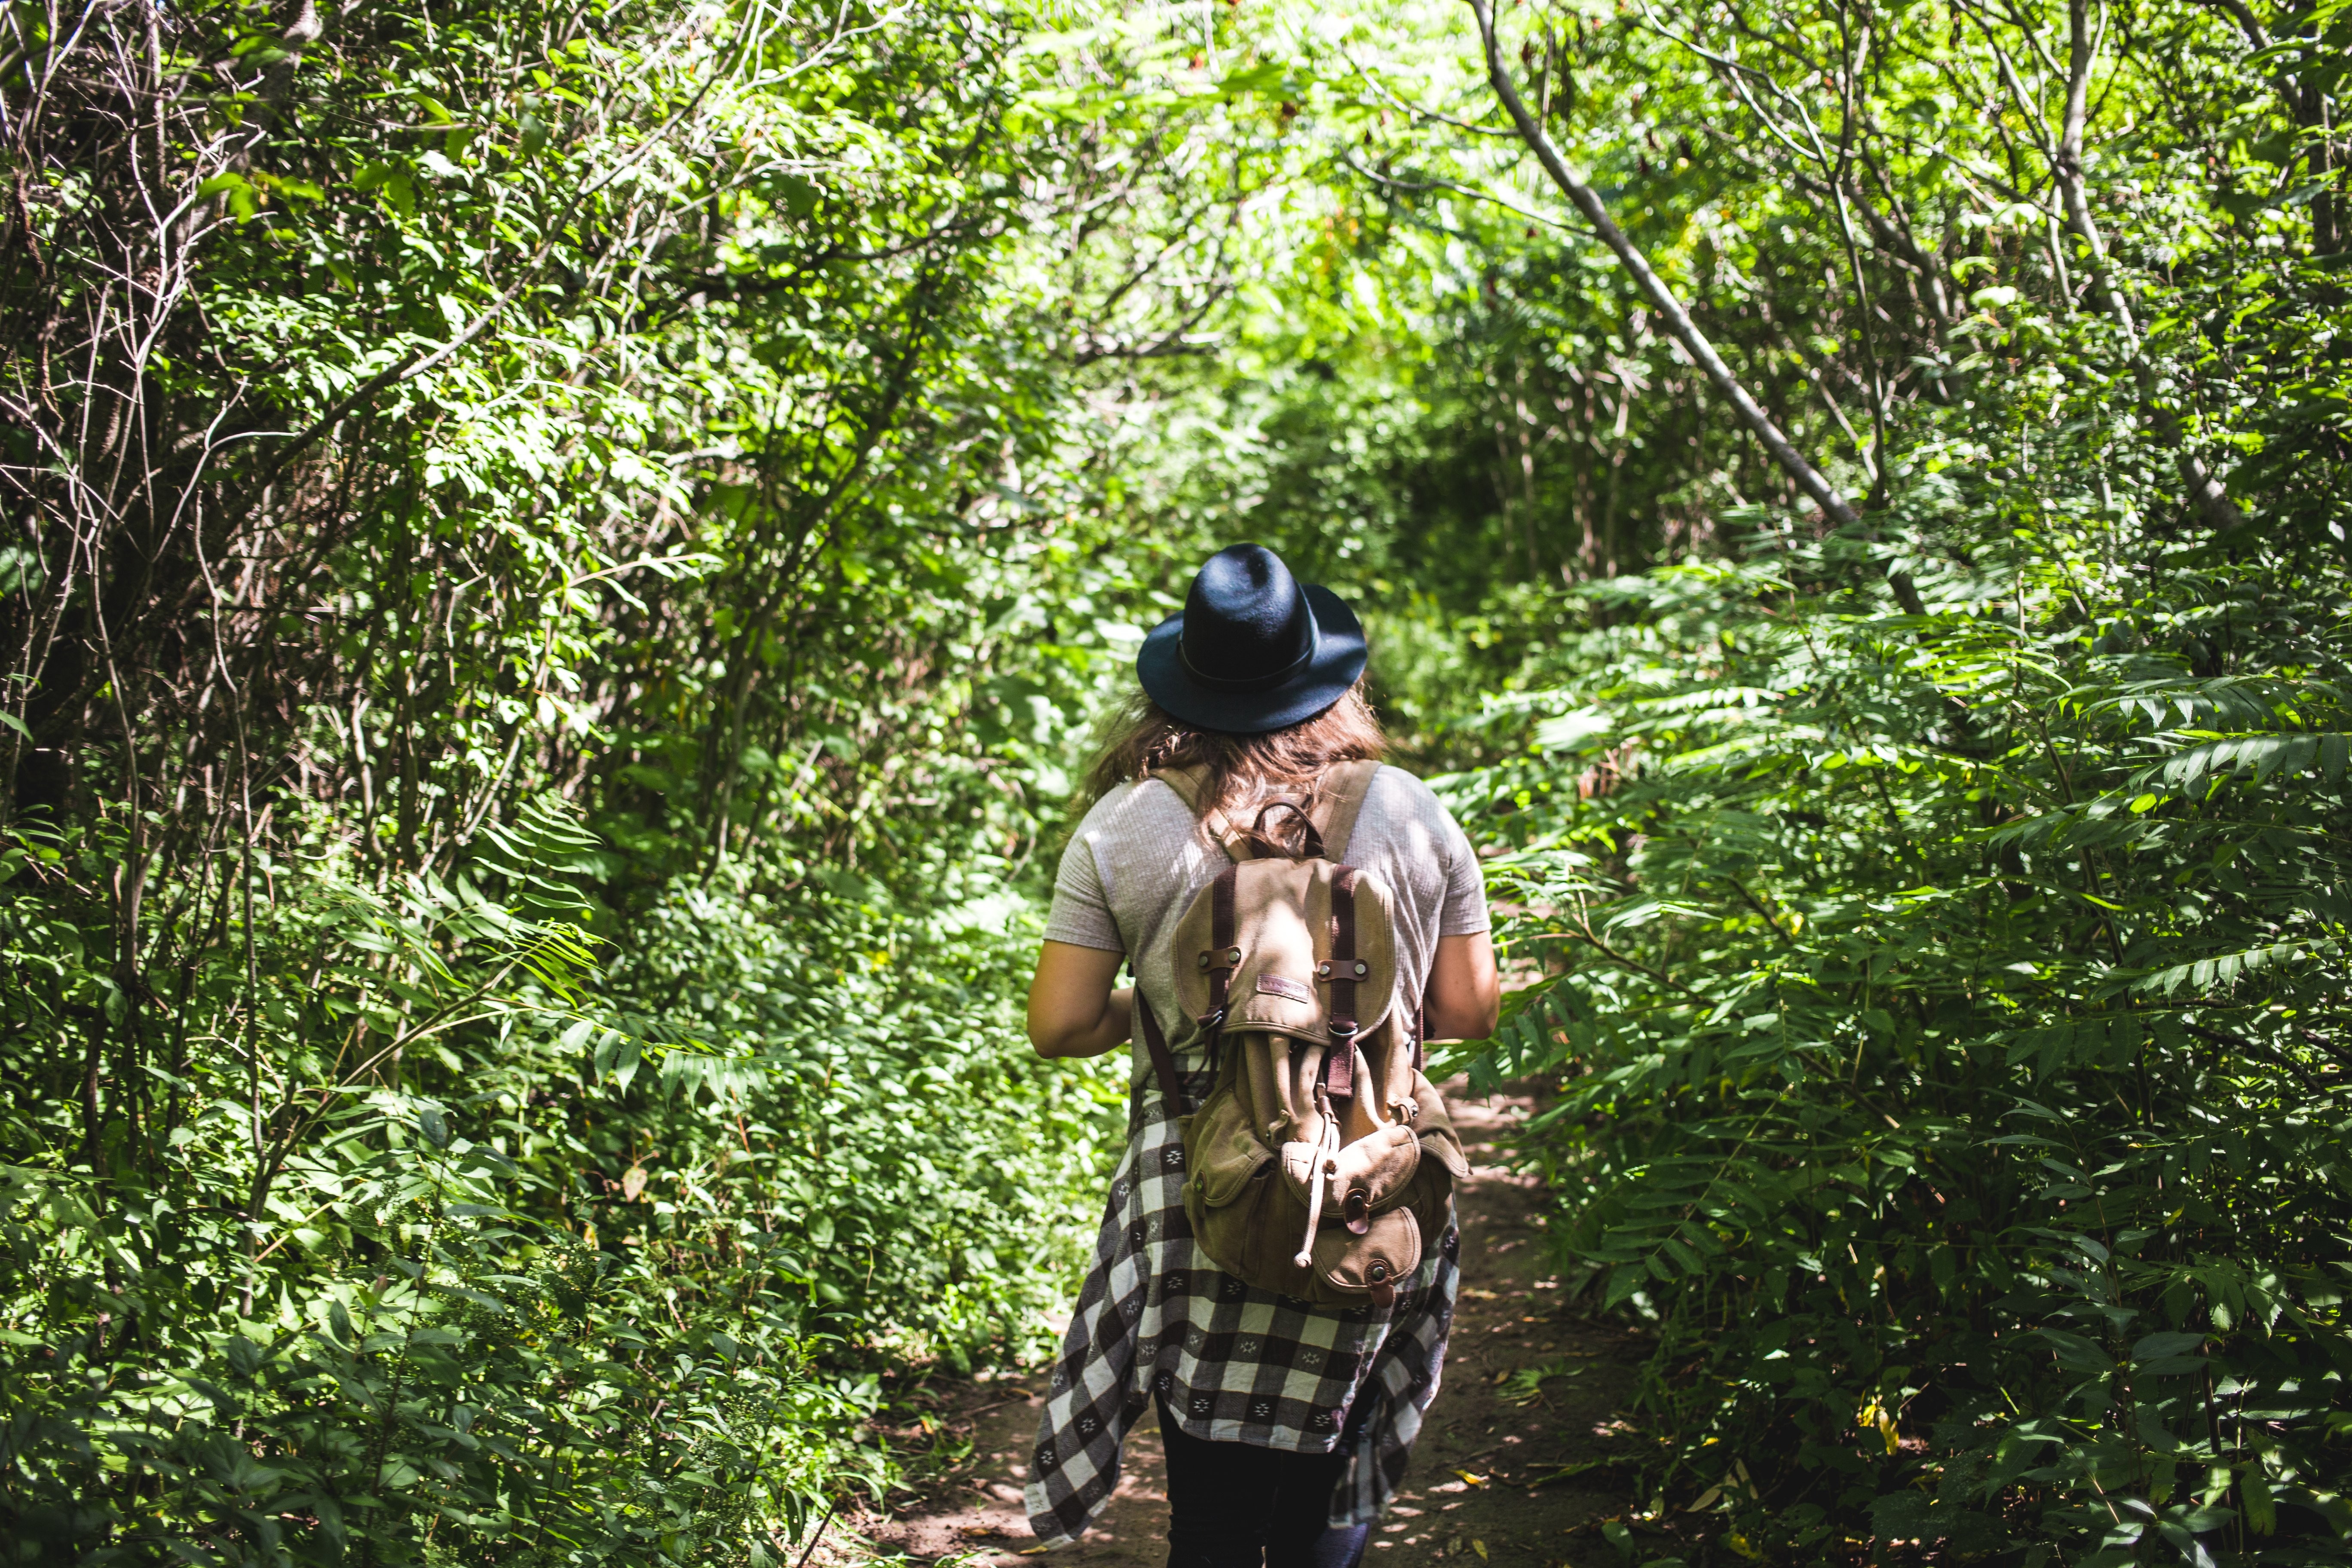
[1280,1119,1420,1223]
[1311,1205,1421,1305]
[1324,1121,1421,1214]
[1170,861,1400,1054]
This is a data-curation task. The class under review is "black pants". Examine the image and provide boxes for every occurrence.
[1156,1399,1373,1568]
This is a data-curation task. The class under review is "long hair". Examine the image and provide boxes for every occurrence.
[1079,680,1386,856]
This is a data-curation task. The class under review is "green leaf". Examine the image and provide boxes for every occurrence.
[2241,1473,2275,1536]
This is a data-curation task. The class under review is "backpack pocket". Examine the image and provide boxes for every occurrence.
[1185,1152,1298,1289]
[1183,1082,1272,1210]
[1408,1070,1473,1182]
[1311,1203,1422,1304]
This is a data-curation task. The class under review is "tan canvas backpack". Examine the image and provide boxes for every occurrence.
[1137,760,1470,1308]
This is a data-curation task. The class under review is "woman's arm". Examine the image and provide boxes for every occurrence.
[1424,931,1501,1040]
[1026,941,1133,1060]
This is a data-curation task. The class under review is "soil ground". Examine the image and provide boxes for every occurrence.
[842,1087,1651,1567]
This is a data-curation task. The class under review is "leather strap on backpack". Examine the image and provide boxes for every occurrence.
[1203,864,1236,1070]
[1136,860,1241,1119]
[1323,865,1361,1101]
[1136,997,1188,1117]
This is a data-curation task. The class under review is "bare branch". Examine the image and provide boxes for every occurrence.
[1466,0,1910,602]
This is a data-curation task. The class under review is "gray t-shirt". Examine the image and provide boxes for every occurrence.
[1045,765,1489,1074]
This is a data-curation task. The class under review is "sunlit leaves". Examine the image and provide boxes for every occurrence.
[1433,282,2352,1567]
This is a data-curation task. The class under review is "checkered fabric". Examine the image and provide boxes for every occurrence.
[1024,1069,1459,1547]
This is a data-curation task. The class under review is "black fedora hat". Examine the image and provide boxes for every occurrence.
[1137,543,1368,735]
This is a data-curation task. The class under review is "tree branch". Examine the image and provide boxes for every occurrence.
[2055,0,2244,530]
[1467,0,1924,613]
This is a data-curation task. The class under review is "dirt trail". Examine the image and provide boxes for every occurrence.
[850,1088,1645,1567]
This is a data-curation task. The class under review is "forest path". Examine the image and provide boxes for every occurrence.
[851,1088,1646,1567]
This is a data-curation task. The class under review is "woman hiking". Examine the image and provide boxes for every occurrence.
[1022,543,1500,1568]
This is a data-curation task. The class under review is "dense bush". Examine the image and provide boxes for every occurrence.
[1417,0,2352,1546]
[0,797,1119,1562]
[1448,512,2352,1561]
[0,0,1168,1557]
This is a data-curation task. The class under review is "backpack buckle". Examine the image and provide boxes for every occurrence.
[1327,1017,1359,1039]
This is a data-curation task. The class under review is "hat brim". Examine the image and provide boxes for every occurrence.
[1136,583,1368,736]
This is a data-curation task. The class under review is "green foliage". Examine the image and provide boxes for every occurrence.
[3,1126,871,1567]
[1446,522,2352,1559]
[0,0,1165,1556]
[1056,0,2352,1554]
[1426,151,2352,1568]
[601,864,1125,1368]
[0,800,1118,1562]
[8,0,2352,1561]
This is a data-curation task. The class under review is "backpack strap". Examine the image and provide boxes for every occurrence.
[1199,864,1237,1072]
[1155,765,1206,814]
[1323,865,1362,1101]
[1311,759,1381,863]
[1153,766,1253,863]
[1135,997,1188,1117]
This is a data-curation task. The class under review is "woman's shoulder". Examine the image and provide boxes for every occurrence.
[1354,763,1472,854]
[1070,776,1200,842]
[1363,762,1453,819]
[1365,761,1431,795]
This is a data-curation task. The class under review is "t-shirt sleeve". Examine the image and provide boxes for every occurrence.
[1043,823,1125,952]
[1436,808,1491,937]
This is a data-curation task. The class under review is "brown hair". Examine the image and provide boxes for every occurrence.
[1079,680,1387,856]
